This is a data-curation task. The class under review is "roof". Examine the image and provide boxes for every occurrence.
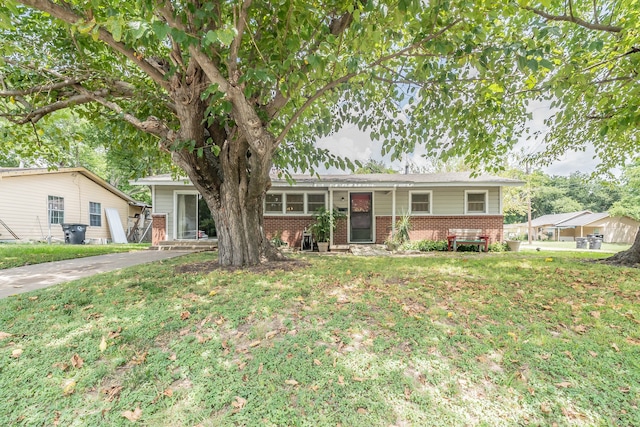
[0,167,146,206]
[557,212,611,227]
[133,172,524,188]
[530,211,592,227]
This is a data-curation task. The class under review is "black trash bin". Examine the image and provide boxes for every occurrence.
[588,237,602,250]
[575,237,588,249]
[62,224,87,244]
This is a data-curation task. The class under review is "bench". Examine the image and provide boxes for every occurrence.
[447,229,489,252]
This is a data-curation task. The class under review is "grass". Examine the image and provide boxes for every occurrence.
[0,243,150,269]
[518,241,632,253]
[1,250,639,426]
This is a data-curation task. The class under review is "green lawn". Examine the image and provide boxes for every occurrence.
[0,243,150,269]
[1,251,638,426]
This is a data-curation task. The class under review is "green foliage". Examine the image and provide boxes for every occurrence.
[270,231,286,248]
[354,159,397,174]
[401,239,449,252]
[309,207,345,242]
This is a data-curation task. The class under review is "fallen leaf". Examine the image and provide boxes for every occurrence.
[208,290,217,296]
[265,330,278,340]
[53,410,61,426]
[285,379,299,386]
[625,337,640,345]
[588,350,598,358]
[404,387,412,399]
[527,387,535,396]
[214,316,225,325]
[237,362,246,371]
[0,332,13,340]
[11,348,23,358]
[130,352,147,365]
[108,327,122,339]
[28,296,38,301]
[590,311,600,319]
[102,385,123,401]
[99,336,107,352]
[163,388,173,397]
[555,381,572,388]
[338,375,345,385]
[573,325,587,334]
[231,396,247,409]
[121,406,142,422]
[70,354,84,369]
[545,257,553,262]
[62,379,76,395]
[611,343,620,352]
[563,350,574,360]
[313,359,322,366]
[258,363,263,375]
[180,311,191,320]
[540,403,552,413]
[249,340,261,348]
[357,408,367,414]
[353,376,365,382]
[169,353,177,361]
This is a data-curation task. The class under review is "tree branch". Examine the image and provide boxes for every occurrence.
[16,0,171,91]
[229,0,252,84]
[274,18,462,146]
[189,46,230,93]
[1,90,108,124]
[523,6,622,33]
[0,77,87,96]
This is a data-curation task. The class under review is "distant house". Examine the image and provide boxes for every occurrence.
[505,211,640,244]
[0,167,148,243]
[134,172,523,248]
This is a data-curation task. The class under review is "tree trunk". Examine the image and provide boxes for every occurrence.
[602,227,640,267]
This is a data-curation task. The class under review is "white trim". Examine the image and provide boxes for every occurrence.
[173,190,200,240]
[464,190,489,215]
[408,190,433,215]
[264,190,328,215]
[347,191,375,243]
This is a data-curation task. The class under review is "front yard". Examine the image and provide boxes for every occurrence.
[1,251,638,426]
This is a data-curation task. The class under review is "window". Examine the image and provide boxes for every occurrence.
[265,193,283,213]
[307,194,325,213]
[265,192,327,214]
[286,194,304,213]
[48,196,64,224]
[89,202,101,226]
[466,191,487,213]
[410,192,431,214]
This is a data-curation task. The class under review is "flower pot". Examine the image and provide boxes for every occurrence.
[317,242,329,252]
[506,240,521,252]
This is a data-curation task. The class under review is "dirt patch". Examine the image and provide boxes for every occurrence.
[174,258,308,274]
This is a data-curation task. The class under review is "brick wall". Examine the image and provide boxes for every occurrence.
[379,215,504,243]
[151,213,167,246]
[265,214,503,247]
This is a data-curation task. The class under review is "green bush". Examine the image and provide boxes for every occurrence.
[401,239,448,252]
[488,242,508,252]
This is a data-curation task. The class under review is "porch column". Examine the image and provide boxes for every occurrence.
[329,188,334,247]
[391,185,397,238]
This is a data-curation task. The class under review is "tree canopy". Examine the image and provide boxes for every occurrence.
[1,0,638,265]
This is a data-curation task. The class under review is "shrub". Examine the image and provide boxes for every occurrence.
[401,239,448,252]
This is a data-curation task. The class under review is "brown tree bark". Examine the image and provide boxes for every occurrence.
[602,227,640,267]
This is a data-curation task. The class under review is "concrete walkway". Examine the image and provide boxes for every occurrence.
[0,250,194,299]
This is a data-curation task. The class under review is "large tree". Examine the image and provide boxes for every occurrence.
[1,0,531,266]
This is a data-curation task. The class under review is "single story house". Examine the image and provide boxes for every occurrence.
[505,211,640,244]
[133,172,523,248]
[0,167,148,243]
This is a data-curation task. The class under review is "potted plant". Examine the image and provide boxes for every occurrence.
[309,207,345,252]
[506,234,523,252]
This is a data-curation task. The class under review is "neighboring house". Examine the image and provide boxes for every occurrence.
[134,172,523,248]
[505,211,640,244]
[0,167,148,243]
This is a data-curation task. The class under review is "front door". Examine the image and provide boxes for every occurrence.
[350,192,373,242]
[176,193,198,239]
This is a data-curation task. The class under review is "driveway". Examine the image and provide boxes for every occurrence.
[0,250,194,299]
